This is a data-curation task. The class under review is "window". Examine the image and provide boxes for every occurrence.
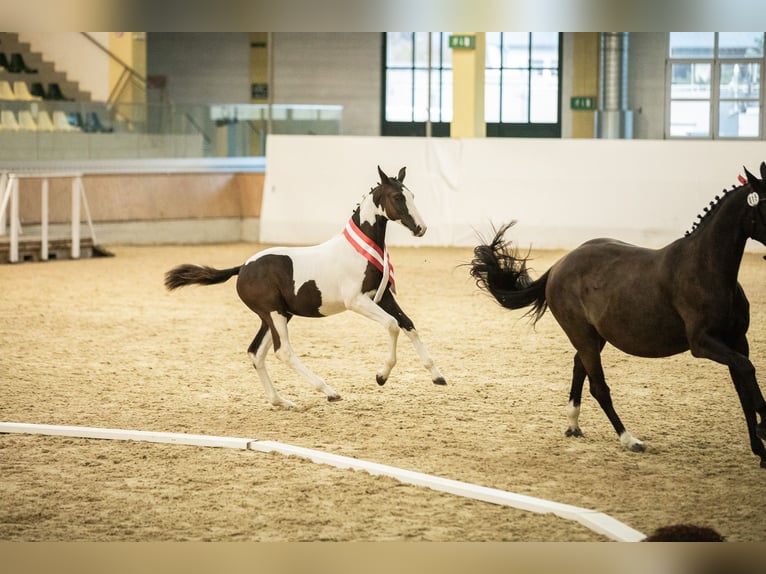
[382,32,452,136]
[382,32,562,137]
[667,32,764,139]
[485,32,561,137]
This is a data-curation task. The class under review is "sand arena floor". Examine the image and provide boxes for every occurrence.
[2,242,766,541]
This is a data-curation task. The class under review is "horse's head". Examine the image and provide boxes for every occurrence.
[372,166,427,237]
[743,161,766,245]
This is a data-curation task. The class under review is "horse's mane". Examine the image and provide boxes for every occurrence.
[684,181,742,237]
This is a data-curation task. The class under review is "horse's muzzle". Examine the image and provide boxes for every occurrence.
[414,225,427,237]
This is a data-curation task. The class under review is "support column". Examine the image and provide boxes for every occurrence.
[570,33,599,138]
[451,32,486,138]
[108,32,147,125]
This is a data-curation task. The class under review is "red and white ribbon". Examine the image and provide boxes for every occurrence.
[343,218,396,302]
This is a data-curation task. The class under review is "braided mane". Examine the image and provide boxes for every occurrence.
[684,181,742,237]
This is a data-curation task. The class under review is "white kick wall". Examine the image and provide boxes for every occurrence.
[261,135,766,252]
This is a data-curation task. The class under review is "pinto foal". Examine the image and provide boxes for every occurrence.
[165,166,445,407]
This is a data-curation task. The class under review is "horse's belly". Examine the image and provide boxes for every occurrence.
[594,310,689,358]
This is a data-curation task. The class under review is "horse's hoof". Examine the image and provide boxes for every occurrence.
[327,395,342,402]
[760,458,766,469]
[565,428,584,438]
[272,400,296,409]
[376,375,387,386]
[629,442,646,453]
[433,377,447,385]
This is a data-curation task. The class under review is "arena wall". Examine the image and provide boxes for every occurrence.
[261,135,766,252]
[6,135,766,252]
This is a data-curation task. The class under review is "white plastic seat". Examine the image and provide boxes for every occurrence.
[12,81,41,101]
[18,109,38,130]
[1,110,21,131]
[35,110,55,131]
[0,80,16,100]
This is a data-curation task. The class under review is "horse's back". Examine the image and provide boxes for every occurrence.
[547,238,689,357]
[238,237,360,317]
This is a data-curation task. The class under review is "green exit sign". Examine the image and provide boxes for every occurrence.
[571,96,597,111]
[449,34,475,49]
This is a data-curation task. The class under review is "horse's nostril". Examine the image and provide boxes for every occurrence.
[417,225,427,237]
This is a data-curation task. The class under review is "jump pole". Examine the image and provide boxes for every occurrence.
[0,421,646,542]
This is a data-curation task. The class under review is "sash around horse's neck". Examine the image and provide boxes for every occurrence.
[343,216,396,302]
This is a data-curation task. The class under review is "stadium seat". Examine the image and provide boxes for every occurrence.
[12,81,41,101]
[9,52,37,73]
[0,80,16,100]
[35,110,55,131]
[0,52,9,71]
[86,111,113,133]
[46,83,71,101]
[29,82,46,99]
[17,109,38,130]
[0,110,21,131]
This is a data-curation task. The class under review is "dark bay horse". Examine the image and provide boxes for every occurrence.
[470,163,766,468]
[165,166,445,408]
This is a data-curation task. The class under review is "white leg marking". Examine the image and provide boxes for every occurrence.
[566,400,580,429]
[248,330,296,408]
[619,431,646,452]
[402,328,445,383]
[565,400,583,437]
[347,295,399,383]
[270,313,341,401]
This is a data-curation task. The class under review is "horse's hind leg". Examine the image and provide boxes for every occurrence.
[566,342,607,438]
[571,331,645,452]
[565,353,587,438]
[269,312,342,402]
[377,292,446,385]
[248,322,296,408]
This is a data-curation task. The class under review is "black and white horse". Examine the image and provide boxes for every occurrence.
[165,166,445,407]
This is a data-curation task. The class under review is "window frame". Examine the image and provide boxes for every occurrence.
[381,32,563,138]
[665,32,766,140]
[484,32,563,138]
[380,32,452,137]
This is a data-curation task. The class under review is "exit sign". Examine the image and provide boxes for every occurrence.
[449,34,475,49]
[571,96,597,110]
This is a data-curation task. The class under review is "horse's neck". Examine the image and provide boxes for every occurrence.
[685,187,751,276]
[352,199,388,248]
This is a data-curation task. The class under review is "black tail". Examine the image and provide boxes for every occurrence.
[469,221,549,324]
[164,264,241,290]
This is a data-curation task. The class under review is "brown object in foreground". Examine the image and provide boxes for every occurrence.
[643,523,725,542]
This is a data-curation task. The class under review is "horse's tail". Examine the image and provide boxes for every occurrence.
[164,264,241,291]
[469,221,549,324]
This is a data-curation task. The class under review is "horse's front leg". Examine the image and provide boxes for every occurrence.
[688,330,766,467]
[347,293,401,385]
[377,291,446,385]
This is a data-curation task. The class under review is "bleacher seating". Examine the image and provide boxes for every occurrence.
[1,35,119,136]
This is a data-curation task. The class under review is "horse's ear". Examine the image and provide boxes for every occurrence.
[377,165,390,184]
[397,166,406,183]
[760,161,766,181]
[744,166,759,187]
